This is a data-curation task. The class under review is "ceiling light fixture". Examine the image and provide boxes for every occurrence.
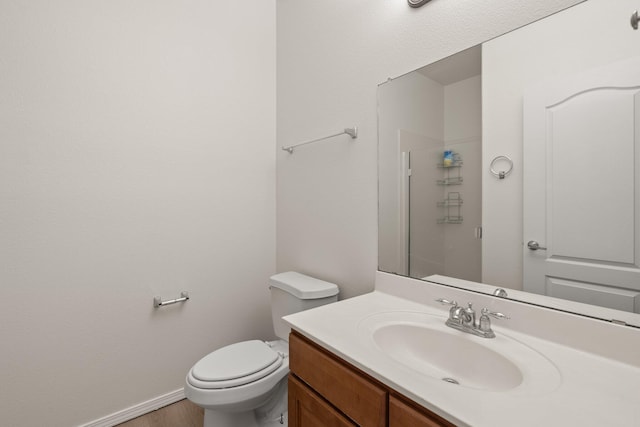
[408,0,432,8]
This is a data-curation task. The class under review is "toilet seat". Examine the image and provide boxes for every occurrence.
[188,340,284,390]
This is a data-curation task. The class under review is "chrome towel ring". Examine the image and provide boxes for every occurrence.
[490,155,513,179]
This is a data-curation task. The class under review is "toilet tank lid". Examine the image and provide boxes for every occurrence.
[269,272,339,299]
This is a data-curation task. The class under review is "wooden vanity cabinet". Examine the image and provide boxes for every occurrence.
[389,395,455,427]
[288,331,386,427]
[288,331,456,427]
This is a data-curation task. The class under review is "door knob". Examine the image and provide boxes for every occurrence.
[527,240,547,251]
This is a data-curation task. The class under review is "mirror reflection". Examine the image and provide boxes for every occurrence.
[378,0,640,324]
[378,46,482,282]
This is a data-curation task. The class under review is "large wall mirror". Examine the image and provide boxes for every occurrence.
[378,0,640,327]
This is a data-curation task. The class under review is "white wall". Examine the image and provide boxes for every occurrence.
[276,0,583,299]
[0,1,275,426]
[482,0,637,289]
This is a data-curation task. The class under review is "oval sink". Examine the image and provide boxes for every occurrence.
[358,311,561,395]
[373,323,522,391]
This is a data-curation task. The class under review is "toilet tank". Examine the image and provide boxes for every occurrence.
[269,272,339,341]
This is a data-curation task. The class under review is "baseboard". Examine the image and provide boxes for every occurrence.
[78,388,186,427]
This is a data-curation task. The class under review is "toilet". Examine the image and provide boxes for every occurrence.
[184,272,339,427]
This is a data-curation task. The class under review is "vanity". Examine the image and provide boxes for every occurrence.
[284,272,640,427]
[288,331,454,427]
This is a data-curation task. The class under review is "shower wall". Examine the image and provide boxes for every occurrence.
[443,75,482,281]
[377,72,444,276]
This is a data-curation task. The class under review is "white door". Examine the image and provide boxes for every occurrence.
[523,56,640,313]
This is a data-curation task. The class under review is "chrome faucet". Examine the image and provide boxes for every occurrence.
[436,299,509,338]
[461,303,476,328]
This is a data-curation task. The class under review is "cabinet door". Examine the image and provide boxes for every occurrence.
[289,375,356,427]
[389,395,456,427]
[289,332,387,427]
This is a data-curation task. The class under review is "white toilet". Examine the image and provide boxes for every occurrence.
[184,272,339,427]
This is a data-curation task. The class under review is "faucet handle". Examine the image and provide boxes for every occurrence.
[435,298,458,307]
[478,308,509,338]
[481,308,510,320]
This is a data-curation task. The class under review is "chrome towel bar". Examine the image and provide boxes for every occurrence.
[154,291,189,308]
[282,127,358,154]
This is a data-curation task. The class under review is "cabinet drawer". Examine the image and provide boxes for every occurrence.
[289,331,387,427]
[389,395,456,427]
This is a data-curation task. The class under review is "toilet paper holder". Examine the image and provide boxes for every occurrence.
[154,291,190,308]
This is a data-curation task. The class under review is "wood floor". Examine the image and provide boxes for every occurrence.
[116,399,203,427]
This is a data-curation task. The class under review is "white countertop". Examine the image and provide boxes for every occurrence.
[283,274,640,427]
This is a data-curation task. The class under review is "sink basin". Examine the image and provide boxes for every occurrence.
[373,323,522,391]
[358,311,561,395]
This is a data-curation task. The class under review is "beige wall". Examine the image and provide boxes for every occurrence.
[276,0,583,299]
[0,1,275,426]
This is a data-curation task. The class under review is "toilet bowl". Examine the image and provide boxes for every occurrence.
[184,272,339,427]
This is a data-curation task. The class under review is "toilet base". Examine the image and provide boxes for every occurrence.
[201,377,288,427]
